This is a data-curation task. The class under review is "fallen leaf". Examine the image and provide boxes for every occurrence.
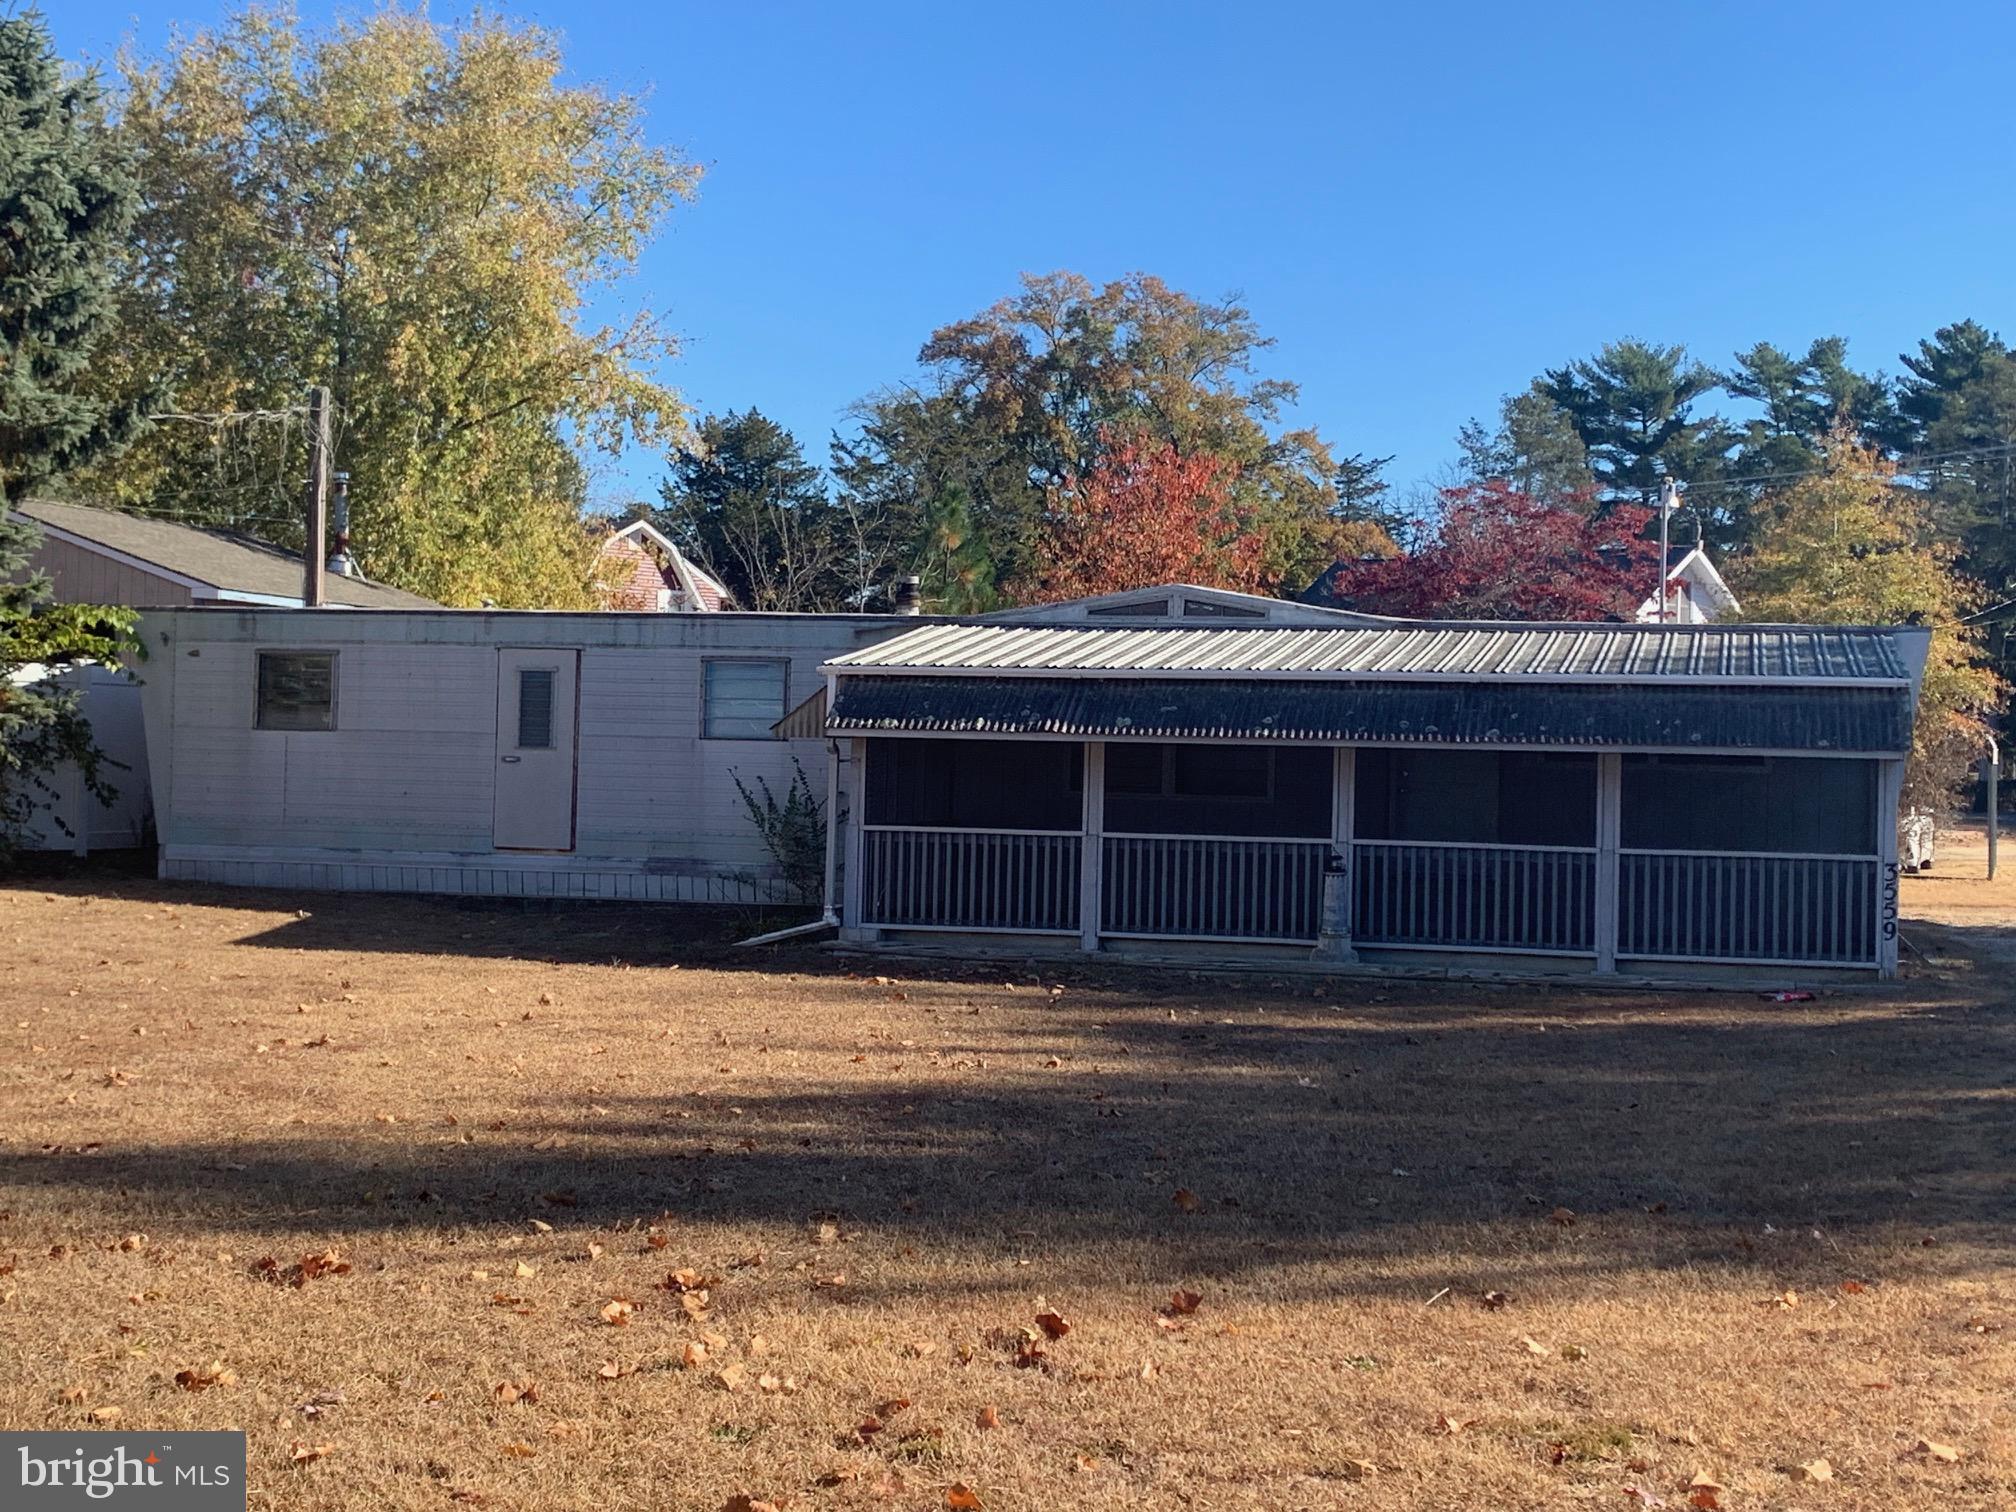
[1688,1490,1722,1511]
[946,1485,983,1510]
[292,1249,352,1286]
[1791,1457,1833,1483]
[174,1361,237,1392]
[713,1363,748,1393]
[288,1441,332,1464]
[599,1299,634,1327]
[1915,1439,1960,1463]
[1035,1309,1072,1340]
[1521,1336,1552,1356]
[681,1341,710,1369]
[1171,1188,1201,1213]
[976,1405,1000,1430]
[87,1406,121,1423]
[492,1376,539,1406]
[1549,1206,1577,1226]
[595,1360,633,1380]
[499,1442,537,1460]
[1339,1459,1378,1480]
[1481,1289,1510,1310]
[1167,1288,1203,1316]
[512,1261,536,1280]
[1839,1280,1868,1294]
[1432,1413,1478,1435]
[528,1219,553,1234]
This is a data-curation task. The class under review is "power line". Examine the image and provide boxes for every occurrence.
[1673,440,2016,500]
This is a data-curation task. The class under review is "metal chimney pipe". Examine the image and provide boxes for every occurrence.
[893,575,922,615]
[327,471,358,578]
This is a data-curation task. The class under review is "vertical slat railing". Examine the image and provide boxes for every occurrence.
[1099,834,1327,941]
[1617,851,1878,965]
[1349,841,1598,954]
[862,827,1081,932]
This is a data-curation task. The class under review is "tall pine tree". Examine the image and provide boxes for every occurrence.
[0,10,145,500]
[0,11,144,849]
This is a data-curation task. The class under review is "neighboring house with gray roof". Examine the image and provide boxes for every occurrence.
[13,498,436,610]
[6,500,433,854]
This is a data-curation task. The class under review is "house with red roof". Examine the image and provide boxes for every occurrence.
[592,519,732,612]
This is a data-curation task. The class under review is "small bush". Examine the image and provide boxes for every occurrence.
[731,759,825,903]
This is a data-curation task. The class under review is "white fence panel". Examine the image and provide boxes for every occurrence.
[863,827,1080,932]
[1102,835,1327,942]
[1352,841,1597,953]
[1618,851,1878,965]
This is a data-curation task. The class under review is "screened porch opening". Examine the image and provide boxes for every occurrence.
[862,738,1083,933]
[1099,743,1330,943]
[1352,749,1598,955]
[1618,755,1879,965]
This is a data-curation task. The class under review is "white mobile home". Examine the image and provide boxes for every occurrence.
[136,605,922,900]
[138,586,1929,979]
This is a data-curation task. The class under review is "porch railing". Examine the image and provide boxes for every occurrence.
[1352,840,1597,954]
[861,826,1080,933]
[1101,834,1327,942]
[1618,850,1878,965]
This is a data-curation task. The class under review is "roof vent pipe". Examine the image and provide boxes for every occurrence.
[892,575,922,615]
[327,472,358,578]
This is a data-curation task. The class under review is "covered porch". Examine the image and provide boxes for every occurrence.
[841,737,1894,974]
[819,613,1926,980]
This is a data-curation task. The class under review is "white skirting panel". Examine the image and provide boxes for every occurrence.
[159,846,805,904]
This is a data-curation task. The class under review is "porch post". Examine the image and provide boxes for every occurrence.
[839,737,876,943]
[1594,753,1622,973]
[1877,757,1904,978]
[1316,745,1357,961]
[1079,741,1105,952]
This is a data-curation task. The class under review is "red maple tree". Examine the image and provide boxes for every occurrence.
[1315,482,1662,620]
[1018,431,1266,603]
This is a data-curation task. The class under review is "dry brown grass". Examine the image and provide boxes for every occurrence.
[3,867,2015,1511]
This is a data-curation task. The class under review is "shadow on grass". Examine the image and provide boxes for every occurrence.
[7,914,2014,1296]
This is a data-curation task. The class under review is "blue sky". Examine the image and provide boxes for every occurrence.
[56,0,2016,515]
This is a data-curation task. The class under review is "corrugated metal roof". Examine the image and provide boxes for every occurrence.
[824,621,1911,685]
[827,677,1913,754]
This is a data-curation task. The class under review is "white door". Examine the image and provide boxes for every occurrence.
[494,649,579,851]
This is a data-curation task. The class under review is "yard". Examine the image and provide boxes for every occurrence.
[2,851,2014,1510]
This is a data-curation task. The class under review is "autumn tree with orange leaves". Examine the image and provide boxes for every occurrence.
[1017,431,1266,603]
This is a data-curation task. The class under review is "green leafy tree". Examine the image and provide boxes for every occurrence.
[1455,390,1595,504]
[837,272,1349,599]
[1735,430,2000,807]
[0,11,144,851]
[83,7,699,607]
[644,409,851,611]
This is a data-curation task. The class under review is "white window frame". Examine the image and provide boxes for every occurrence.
[701,657,789,741]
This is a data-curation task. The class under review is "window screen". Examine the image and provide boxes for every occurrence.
[1621,755,1876,855]
[516,669,556,749]
[866,738,1082,830]
[1100,744,1330,839]
[703,659,788,739]
[256,652,335,731]
[1354,749,1597,847]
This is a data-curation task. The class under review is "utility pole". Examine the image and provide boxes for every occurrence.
[1655,479,1681,623]
[301,385,331,607]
